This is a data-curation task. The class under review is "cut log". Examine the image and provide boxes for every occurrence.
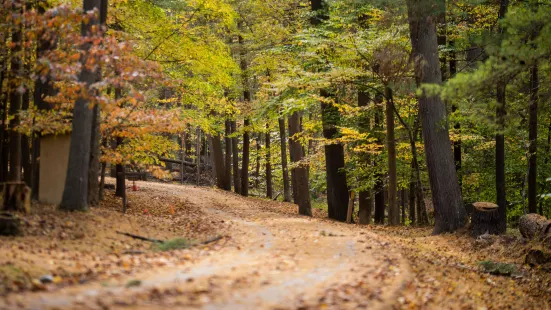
[0,212,21,236]
[0,182,31,214]
[471,202,500,237]
[525,249,551,266]
[519,213,551,240]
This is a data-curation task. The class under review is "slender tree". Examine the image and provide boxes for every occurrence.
[225,119,232,190]
[357,91,373,224]
[528,63,538,214]
[241,118,250,196]
[278,117,291,202]
[231,120,240,194]
[386,87,399,225]
[8,3,22,182]
[265,124,273,199]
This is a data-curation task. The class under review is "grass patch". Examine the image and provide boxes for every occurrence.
[478,260,518,276]
[125,279,142,288]
[155,238,194,251]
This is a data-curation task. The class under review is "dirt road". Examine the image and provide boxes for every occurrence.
[1,181,547,309]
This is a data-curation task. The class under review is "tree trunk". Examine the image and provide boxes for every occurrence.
[265,124,273,199]
[374,181,385,224]
[21,90,31,187]
[88,104,100,206]
[8,11,22,182]
[255,134,261,189]
[115,137,125,198]
[210,133,228,190]
[406,0,466,234]
[225,120,232,190]
[321,91,349,222]
[241,119,250,196]
[231,120,240,194]
[196,127,201,185]
[386,87,399,225]
[0,71,6,183]
[279,117,291,202]
[528,64,538,214]
[409,172,416,225]
[289,112,311,216]
[60,0,107,211]
[357,91,372,225]
[449,40,462,192]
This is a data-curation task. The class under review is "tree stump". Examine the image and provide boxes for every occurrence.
[0,182,31,214]
[471,202,500,237]
[519,213,551,248]
[0,212,21,236]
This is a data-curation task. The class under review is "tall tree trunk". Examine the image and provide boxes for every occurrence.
[0,71,6,183]
[386,87,399,225]
[528,63,538,214]
[21,85,31,186]
[406,0,466,234]
[373,95,385,224]
[320,90,349,222]
[224,120,232,190]
[210,132,229,190]
[115,137,125,198]
[8,7,22,182]
[231,120,240,194]
[450,41,461,181]
[278,117,291,202]
[88,104,100,206]
[409,168,416,225]
[196,127,201,185]
[358,91,373,225]
[495,0,509,232]
[289,112,311,216]
[265,124,273,199]
[255,135,261,189]
[241,119,250,196]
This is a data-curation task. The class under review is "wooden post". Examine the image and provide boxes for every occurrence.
[346,191,355,224]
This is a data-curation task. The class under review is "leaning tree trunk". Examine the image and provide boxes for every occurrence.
[406,0,466,234]
[289,111,311,216]
[471,202,500,237]
[241,119,250,197]
[60,0,107,211]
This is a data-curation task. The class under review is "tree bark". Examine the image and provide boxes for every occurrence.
[241,119,250,196]
[255,134,261,189]
[224,120,232,190]
[406,0,466,234]
[519,213,551,241]
[357,91,373,225]
[265,124,273,199]
[289,112,311,216]
[196,127,201,185]
[60,0,107,211]
[210,133,229,190]
[373,96,385,224]
[231,120,240,194]
[115,137,125,198]
[528,64,538,214]
[88,104,100,206]
[321,90,349,222]
[386,87,399,225]
[279,117,291,202]
[8,8,22,182]
[471,202,500,237]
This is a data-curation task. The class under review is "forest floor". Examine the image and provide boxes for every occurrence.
[0,179,550,309]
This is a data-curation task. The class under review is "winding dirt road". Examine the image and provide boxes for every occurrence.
[1,182,411,310]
